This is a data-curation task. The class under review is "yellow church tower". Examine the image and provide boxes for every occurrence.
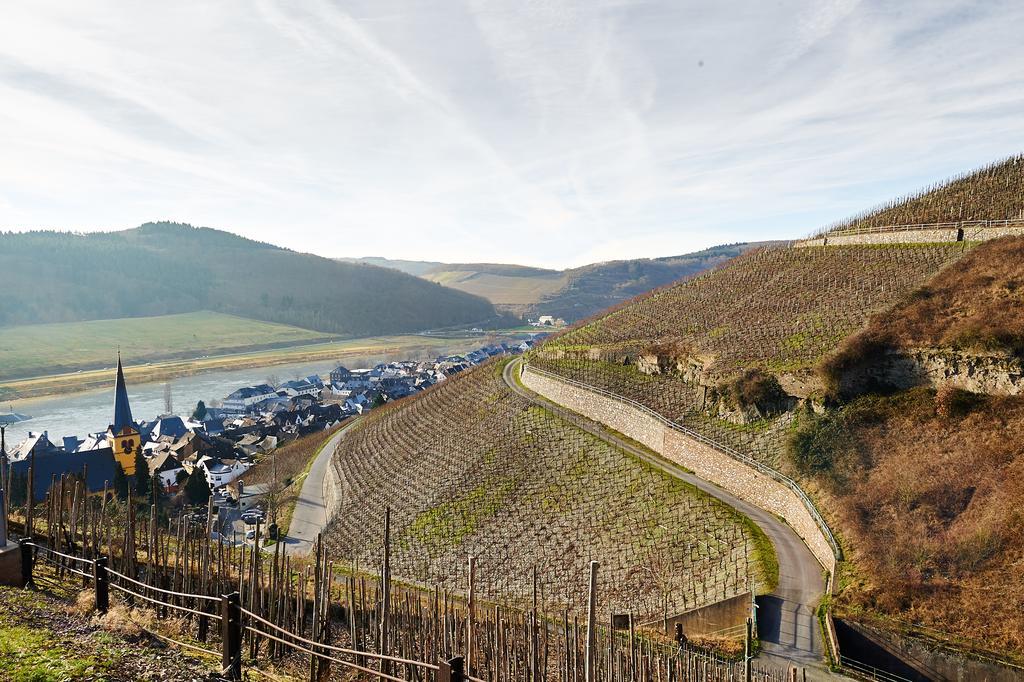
[108,354,141,476]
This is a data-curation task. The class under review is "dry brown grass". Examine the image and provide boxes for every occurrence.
[94,603,154,639]
[823,237,1024,386]
[802,389,1024,656]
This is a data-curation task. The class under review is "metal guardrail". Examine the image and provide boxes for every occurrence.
[523,363,842,563]
[840,655,918,682]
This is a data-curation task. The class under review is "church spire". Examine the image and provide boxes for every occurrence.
[113,352,134,432]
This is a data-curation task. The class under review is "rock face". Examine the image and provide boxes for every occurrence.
[636,352,707,384]
[838,348,1024,397]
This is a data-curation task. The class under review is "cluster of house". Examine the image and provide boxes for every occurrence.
[221,338,538,419]
[528,315,567,328]
[0,338,540,504]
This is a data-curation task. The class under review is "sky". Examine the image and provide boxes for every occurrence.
[1,1,1023,269]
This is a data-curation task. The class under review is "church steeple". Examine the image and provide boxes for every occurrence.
[109,352,140,476]
[113,353,134,432]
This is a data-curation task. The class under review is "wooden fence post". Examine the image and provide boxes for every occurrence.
[439,656,464,682]
[19,537,33,587]
[585,561,598,682]
[744,617,752,682]
[222,591,242,681]
[94,556,109,613]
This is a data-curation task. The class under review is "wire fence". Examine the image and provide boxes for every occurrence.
[14,532,799,682]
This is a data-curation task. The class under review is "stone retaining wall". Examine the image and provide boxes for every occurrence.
[795,225,1024,248]
[649,592,753,637]
[522,367,837,576]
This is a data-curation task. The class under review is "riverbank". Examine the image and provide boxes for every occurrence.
[0,333,503,402]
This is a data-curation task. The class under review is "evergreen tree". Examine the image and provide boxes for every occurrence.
[134,448,150,498]
[192,400,207,421]
[184,469,210,505]
[113,462,129,500]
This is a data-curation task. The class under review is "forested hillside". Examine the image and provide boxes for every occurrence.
[0,222,502,335]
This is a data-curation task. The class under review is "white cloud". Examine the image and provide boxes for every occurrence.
[0,0,1022,267]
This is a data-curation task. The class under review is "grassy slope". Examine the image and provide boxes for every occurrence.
[0,567,215,681]
[424,268,567,305]
[0,311,332,381]
[823,236,1024,374]
[791,389,1024,658]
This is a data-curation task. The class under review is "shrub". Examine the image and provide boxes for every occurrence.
[720,369,787,414]
[786,409,861,485]
[818,331,895,401]
[935,386,986,419]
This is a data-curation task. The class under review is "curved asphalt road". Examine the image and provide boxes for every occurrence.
[503,359,835,678]
[282,417,361,555]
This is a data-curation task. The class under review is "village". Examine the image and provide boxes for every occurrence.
[0,336,541,528]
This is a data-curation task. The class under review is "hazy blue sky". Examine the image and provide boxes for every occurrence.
[1,1,1023,268]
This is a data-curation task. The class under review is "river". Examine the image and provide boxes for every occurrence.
[0,343,473,448]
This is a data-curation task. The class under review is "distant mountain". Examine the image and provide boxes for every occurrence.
[354,244,770,321]
[336,256,445,277]
[0,222,503,336]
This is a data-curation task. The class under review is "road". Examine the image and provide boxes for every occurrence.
[279,417,361,554]
[503,359,834,677]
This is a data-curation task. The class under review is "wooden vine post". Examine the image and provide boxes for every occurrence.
[379,507,391,679]
[585,560,598,682]
[467,555,476,674]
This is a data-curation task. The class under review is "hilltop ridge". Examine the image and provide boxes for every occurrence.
[0,222,504,336]
[823,154,1024,233]
[344,243,769,321]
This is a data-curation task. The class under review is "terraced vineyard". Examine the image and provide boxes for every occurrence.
[327,360,771,620]
[529,243,969,468]
[825,155,1024,232]
[547,244,967,381]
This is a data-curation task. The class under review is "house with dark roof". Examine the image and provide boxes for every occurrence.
[223,384,278,413]
[10,447,118,502]
[278,380,319,397]
[148,415,189,441]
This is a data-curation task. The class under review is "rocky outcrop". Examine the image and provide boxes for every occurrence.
[837,348,1024,397]
[635,351,707,384]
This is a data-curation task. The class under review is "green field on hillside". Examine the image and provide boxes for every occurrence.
[0,311,333,381]
[424,269,567,305]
